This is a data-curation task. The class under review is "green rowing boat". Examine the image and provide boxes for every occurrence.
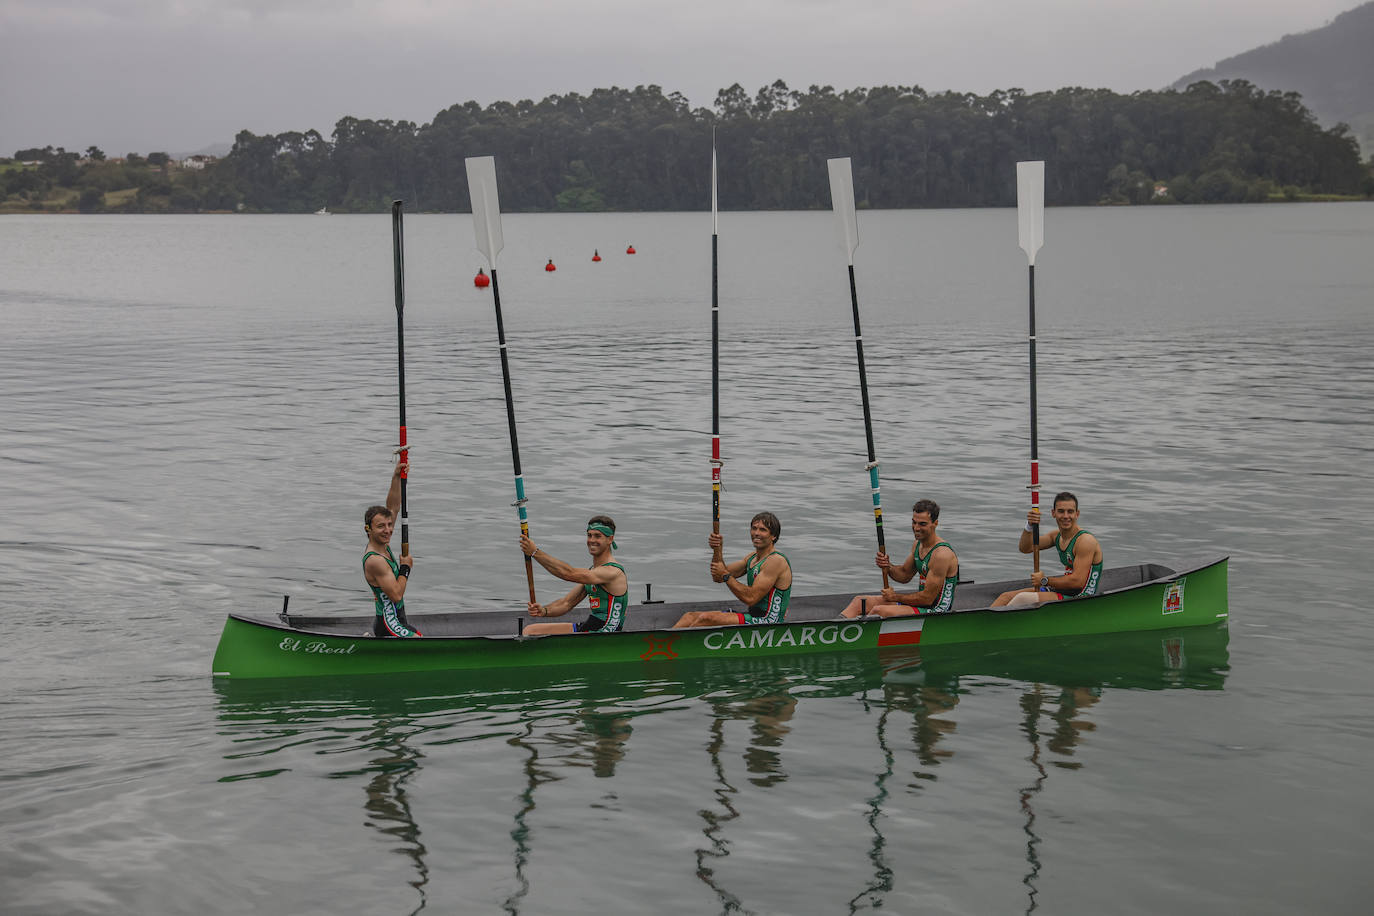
[211,556,1227,679]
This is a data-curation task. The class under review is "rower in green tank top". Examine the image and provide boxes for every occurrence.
[519,516,629,635]
[673,511,793,628]
[840,498,960,618]
[362,456,421,638]
[993,490,1105,608]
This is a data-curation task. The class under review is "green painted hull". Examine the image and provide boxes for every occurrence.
[212,557,1228,680]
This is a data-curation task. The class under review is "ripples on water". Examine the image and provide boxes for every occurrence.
[1,205,1371,913]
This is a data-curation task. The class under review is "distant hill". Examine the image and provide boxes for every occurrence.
[172,142,232,160]
[1174,2,1374,156]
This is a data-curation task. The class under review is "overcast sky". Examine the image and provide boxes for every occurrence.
[0,0,1357,156]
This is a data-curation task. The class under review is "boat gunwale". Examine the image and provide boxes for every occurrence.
[223,555,1230,642]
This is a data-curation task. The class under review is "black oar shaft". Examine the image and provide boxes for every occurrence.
[847,264,889,588]
[1027,262,1040,573]
[711,230,722,561]
[391,200,410,554]
[489,268,536,602]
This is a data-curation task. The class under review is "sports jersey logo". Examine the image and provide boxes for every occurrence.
[589,597,601,610]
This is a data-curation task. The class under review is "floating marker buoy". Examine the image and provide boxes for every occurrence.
[545,259,557,272]
[592,249,601,262]
[625,245,636,254]
[474,268,490,288]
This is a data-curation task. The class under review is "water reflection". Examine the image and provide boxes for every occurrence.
[214,625,1228,913]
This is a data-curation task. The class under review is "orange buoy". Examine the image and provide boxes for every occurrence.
[626,245,636,254]
[545,259,557,272]
[592,249,601,262]
[474,267,490,288]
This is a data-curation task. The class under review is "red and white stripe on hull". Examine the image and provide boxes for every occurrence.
[877,617,924,647]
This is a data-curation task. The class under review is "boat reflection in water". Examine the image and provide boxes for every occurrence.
[213,623,1228,913]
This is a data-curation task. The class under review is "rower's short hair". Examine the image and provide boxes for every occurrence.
[587,514,616,532]
[751,511,781,541]
[364,505,393,529]
[911,499,940,521]
[1052,491,1079,509]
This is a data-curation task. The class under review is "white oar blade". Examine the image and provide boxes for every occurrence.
[826,157,859,264]
[1016,160,1044,266]
[465,156,504,267]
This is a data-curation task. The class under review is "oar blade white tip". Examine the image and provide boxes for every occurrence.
[465,155,505,267]
[1016,160,1045,266]
[826,157,859,263]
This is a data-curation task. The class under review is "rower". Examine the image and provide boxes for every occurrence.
[672,512,792,628]
[362,455,421,637]
[838,498,959,618]
[519,517,629,635]
[992,491,1103,607]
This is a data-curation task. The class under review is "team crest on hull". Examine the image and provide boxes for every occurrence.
[640,633,681,660]
[1162,579,1185,615]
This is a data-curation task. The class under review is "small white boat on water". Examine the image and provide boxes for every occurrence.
[314,206,330,215]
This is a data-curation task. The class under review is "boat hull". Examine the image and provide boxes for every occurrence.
[211,557,1228,679]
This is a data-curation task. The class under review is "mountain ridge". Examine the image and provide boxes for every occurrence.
[1174,2,1374,155]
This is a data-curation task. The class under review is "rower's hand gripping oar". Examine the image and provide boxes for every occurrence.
[391,200,411,556]
[465,155,536,603]
[1017,161,1045,579]
[827,157,889,591]
[710,137,724,565]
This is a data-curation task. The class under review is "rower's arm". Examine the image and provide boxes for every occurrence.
[537,583,586,616]
[1047,533,1099,592]
[725,555,782,606]
[366,553,408,603]
[385,458,407,516]
[885,548,918,583]
[1016,508,1055,554]
[529,548,603,585]
[892,547,954,607]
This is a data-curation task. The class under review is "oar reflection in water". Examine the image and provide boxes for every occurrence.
[501,697,635,914]
[693,679,798,911]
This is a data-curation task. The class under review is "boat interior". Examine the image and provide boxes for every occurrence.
[258,562,1186,640]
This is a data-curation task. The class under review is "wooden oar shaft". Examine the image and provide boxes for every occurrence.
[488,269,537,602]
[391,200,410,554]
[846,264,889,590]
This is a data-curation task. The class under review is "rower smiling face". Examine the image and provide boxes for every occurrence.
[367,514,395,544]
[1052,498,1079,530]
[749,519,774,550]
[910,511,937,542]
[585,529,611,556]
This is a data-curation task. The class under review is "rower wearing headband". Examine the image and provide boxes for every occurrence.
[519,516,629,635]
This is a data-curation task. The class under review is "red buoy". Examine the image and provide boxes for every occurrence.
[545,259,557,272]
[474,267,490,288]
[626,245,636,254]
[592,249,601,262]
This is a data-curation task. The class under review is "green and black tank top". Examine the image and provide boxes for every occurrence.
[915,540,959,614]
[363,548,404,617]
[582,561,629,631]
[744,550,791,624]
[1054,530,1103,597]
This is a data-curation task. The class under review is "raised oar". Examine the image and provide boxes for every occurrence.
[1016,160,1046,578]
[465,155,535,603]
[826,157,888,591]
[710,137,723,565]
[391,200,411,556]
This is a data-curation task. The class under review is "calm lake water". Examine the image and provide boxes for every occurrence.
[1,203,1371,914]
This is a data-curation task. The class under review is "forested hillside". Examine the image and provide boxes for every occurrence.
[5,79,1369,213]
[1175,1,1374,155]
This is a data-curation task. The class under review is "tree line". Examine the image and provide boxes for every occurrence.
[5,79,1371,214]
